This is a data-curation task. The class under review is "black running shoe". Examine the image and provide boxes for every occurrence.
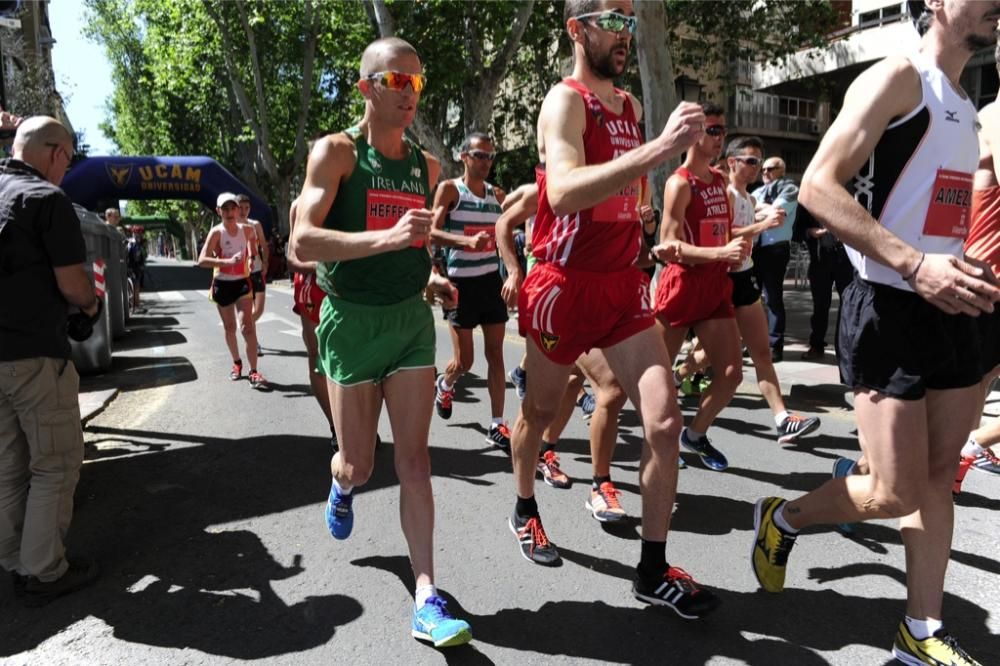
[509,514,560,565]
[776,414,821,444]
[23,557,100,608]
[680,428,728,471]
[486,422,512,453]
[632,565,721,620]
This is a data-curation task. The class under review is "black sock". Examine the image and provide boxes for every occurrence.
[541,441,557,455]
[233,359,242,365]
[592,475,611,490]
[638,539,668,579]
[250,368,257,374]
[515,495,539,522]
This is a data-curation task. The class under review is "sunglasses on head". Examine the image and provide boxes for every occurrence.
[575,11,637,35]
[365,70,426,93]
[705,125,727,137]
[733,156,761,166]
[466,149,496,161]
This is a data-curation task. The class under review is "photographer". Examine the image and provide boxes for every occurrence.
[0,116,101,606]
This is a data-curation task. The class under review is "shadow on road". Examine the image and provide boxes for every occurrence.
[0,427,362,659]
[354,554,999,664]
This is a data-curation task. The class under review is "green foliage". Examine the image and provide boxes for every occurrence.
[664,0,841,89]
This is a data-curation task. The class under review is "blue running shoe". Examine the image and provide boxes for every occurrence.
[832,457,856,534]
[680,429,728,471]
[577,392,596,420]
[509,366,527,400]
[325,480,354,540]
[411,596,472,647]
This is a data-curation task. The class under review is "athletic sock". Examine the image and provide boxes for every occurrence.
[592,475,611,490]
[638,539,668,579]
[515,495,539,521]
[250,368,257,374]
[773,504,799,534]
[491,417,504,426]
[438,375,453,391]
[541,441,557,455]
[774,410,790,426]
[233,359,242,366]
[332,476,353,496]
[684,427,705,442]
[414,584,438,608]
[905,616,944,640]
[961,437,985,458]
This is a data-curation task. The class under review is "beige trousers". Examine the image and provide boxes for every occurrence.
[0,357,84,582]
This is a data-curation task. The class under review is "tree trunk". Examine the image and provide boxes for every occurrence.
[636,0,679,213]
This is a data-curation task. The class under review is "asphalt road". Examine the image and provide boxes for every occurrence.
[3,259,998,665]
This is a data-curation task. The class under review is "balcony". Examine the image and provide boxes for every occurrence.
[729,90,823,138]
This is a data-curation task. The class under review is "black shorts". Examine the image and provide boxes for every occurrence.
[729,269,761,308]
[211,278,252,307]
[838,277,982,400]
[445,271,509,329]
[977,307,1000,376]
[250,270,266,294]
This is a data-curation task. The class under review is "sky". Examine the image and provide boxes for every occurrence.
[49,0,116,156]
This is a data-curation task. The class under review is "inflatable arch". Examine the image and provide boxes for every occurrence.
[62,156,273,235]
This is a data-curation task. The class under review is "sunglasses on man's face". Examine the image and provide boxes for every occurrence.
[704,125,727,137]
[466,149,496,161]
[762,165,781,173]
[365,70,426,93]
[733,156,761,166]
[576,11,637,35]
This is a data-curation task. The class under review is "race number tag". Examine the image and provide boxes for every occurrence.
[463,224,496,252]
[367,189,427,248]
[923,169,972,239]
[592,181,640,223]
[700,217,729,247]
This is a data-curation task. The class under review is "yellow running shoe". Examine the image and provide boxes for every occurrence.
[751,496,797,593]
[892,622,983,665]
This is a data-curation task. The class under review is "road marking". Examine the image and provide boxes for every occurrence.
[144,291,187,301]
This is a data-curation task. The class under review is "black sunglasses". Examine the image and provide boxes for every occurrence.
[705,125,727,137]
[733,156,761,166]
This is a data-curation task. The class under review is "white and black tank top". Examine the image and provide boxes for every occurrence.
[847,51,979,291]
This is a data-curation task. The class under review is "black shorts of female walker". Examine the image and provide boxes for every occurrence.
[729,269,761,308]
[211,278,252,307]
[838,276,981,401]
[445,272,509,329]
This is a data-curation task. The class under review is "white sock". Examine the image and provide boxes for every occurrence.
[774,411,790,426]
[684,427,705,442]
[905,616,943,640]
[415,584,438,608]
[332,476,353,495]
[438,376,453,391]
[773,504,799,534]
[491,417,504,426]
[961,437,984,458]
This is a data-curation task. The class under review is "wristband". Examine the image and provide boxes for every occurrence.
[902,253,925,283]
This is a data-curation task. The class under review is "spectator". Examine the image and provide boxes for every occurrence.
[0,115,101,607]
[126,225,147,311]
[752,156,798,362]
[795,204,853,361]
[104,207,120,226]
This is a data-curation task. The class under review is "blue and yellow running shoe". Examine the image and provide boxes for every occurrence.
[411,596,472,647]
[892,621,982,665]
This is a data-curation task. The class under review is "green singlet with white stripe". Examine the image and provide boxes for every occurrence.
[443,179,503,278]
[316,127,432,305]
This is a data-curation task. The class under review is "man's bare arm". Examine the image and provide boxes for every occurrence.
[800,56,1000,315]
[497,184,537,308]
[430,180,481,249]
[659,176,745,266]
[53,264,98,316]
[291,134,433,263]
[286,198,317,273]
[541,85,704,217]
[197,228,237,270]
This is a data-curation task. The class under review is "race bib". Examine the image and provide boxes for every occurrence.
[463,224,496,252]
[700,217,729,247]
[592,181,640,223]
[367,189,427,248]
[923,169,972,239]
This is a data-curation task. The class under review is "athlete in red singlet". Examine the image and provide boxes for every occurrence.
[507,0,720,620]
[654,103,748,473]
